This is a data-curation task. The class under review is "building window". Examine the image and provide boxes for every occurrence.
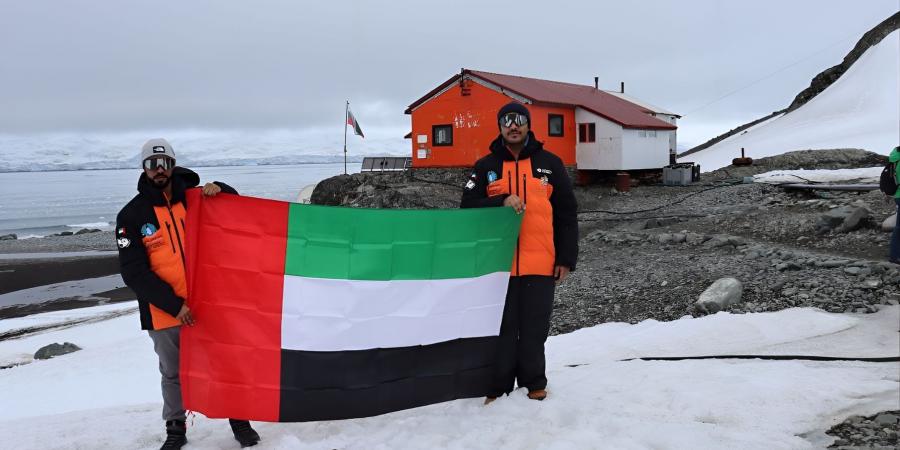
[548,114,564,137]
[578,123,596,143]
[432,124,453,146]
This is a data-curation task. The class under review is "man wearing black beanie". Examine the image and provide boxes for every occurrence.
[461,101,579,403]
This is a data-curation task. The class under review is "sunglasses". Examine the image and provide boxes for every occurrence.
[499,113,529,128]
[143,157,175,171]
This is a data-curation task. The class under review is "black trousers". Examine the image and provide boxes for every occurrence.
[489,275,556,396]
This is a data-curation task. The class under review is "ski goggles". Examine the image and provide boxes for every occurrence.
[143,157,175,171]
[499,112,529,128]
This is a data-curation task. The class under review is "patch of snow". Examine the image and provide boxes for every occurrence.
[0,305,896,449]
[753,167,882,184]
[0,274,126,308]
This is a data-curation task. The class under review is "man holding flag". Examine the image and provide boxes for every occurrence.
[461,101,579,403]
[115,139,262,449]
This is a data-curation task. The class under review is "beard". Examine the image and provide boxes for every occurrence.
[150,174,171,189]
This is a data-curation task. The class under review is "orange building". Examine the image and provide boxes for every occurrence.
[406,69,678,169]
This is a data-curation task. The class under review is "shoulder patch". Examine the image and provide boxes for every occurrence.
[465,179,476,190]
[116,237,131,249]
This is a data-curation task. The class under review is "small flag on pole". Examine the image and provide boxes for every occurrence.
[347,108,364,138]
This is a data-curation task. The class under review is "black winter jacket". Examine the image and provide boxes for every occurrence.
[460,132,579,271]
[115,167,236,330]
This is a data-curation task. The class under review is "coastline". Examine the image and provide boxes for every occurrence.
[0,232,131,320]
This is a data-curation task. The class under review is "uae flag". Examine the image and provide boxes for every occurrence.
[181,190,520,422]
[347,108,364,138]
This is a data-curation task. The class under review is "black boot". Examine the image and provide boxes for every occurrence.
[229,419,260,447]
[160,420,187,450]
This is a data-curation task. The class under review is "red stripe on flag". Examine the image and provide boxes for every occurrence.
[182,189,288,422]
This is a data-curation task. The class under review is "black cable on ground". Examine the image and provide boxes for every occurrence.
[613,355,900,363]
[577,181,744,216]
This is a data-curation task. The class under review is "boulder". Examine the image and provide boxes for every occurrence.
[34,342,82,360]
[695,278,743,313]
[0,233,16,241]
[702,235,732,248]
[882,213,896,232]
[815,206,869,234]
[685,233,710,245]
[310,174,361,206]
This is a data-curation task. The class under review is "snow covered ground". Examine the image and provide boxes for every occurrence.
[690,30,900,171]
[753,166,882,184]
[1,303,897,449]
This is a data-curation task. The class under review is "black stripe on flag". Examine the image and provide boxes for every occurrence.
[279,336,498,421]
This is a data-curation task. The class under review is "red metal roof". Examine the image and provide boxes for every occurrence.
[407,69,676,130]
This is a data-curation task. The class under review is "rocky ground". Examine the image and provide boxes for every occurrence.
[825,410,899,449]
[311,148,900,447]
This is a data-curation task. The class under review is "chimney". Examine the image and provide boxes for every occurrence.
[620,82,625,93]
[594,77,599,89]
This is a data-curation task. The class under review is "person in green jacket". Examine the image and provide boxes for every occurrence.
[890,146,900,264]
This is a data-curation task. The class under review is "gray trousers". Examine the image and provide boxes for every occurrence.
[148,326,186,422]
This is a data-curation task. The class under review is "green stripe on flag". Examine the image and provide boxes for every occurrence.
[284,205,521,280]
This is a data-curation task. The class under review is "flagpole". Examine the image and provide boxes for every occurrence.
[343,100,349,175]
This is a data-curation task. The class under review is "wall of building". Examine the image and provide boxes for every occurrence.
[574,108,623,170]
[621,128,671,170]
[654,114,679,152]
[409,80,576,167]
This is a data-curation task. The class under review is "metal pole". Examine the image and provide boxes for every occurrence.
[343,100,349,175]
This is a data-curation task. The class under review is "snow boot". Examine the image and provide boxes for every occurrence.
[160,420,187,450]
[229,419,261,447]
[527,389,547,401]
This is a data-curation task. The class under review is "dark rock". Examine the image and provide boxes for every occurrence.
[34,342,82,360]
[310,169,469,209]
[74,228,101,235]
[310,174,361,206]
[59,231,74,236]
[816,206,870,234]
[0,233,16,241]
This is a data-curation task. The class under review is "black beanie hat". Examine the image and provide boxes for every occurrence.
[497,101,531,129]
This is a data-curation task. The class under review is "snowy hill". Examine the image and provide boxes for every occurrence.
[0,128,408,172]
[687,30,899,172]
[1,303,897,449]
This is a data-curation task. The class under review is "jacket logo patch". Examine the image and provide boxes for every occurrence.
[487,171,498,183]
[117,227,126,236]
[117,237,131,249]
[465,179,476,190]
[537,168,552,175]
[540,176,549,186]
[141,223,157,236]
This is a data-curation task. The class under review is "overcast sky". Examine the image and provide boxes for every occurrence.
[0,0,897,149]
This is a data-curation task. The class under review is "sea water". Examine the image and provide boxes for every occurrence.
[0,163,361,237]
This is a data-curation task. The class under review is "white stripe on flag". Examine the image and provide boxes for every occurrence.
[281,272,510,351]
